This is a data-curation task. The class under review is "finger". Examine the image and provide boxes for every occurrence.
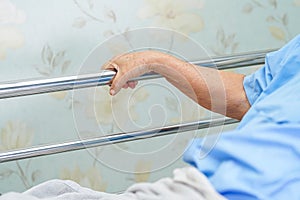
[101,61,125,95]
[123,83,129,89]
[128,81,138,89]
[109,71,130,96]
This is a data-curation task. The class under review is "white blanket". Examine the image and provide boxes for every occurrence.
[0,167,226,200]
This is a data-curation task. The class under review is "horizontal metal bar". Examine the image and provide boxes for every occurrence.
[0,49,275,99]
[191,49,276,69]
[0,71,161,99]
[0,117,238,163]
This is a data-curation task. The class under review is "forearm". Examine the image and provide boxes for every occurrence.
[150,54,250,120]
[104,50,251,120]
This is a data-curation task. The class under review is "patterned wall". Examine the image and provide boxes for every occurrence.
[0,0,300,194]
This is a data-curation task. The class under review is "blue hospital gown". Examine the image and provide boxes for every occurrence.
[183,34,300,200]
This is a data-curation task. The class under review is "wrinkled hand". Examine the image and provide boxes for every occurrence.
[102,50,177,96]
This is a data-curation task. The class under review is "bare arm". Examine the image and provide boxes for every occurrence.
[103,51,250,120]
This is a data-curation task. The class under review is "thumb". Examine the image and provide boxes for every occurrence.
[102,60,126,96]
[109,71,129,96]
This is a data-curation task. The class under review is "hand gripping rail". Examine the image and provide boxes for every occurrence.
[0,49,274,163]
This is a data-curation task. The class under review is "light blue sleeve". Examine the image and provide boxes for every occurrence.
[243,34,300,105]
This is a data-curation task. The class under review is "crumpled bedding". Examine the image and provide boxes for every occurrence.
[0,167,226,200]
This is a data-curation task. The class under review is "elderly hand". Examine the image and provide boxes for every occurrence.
[102,50,184,96]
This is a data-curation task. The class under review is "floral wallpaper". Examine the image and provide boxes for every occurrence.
[0,0,300,195]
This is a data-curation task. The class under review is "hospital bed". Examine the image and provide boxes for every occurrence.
[0,50,273,195]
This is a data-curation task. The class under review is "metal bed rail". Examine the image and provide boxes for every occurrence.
[0,49,274,163]
[0,118,238,163]
[0,49,275,99]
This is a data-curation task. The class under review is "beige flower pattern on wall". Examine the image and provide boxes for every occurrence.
[165,96,205,124]
[85,86,149,128]
[0,0,25,60]
[72,0,130,39]
[0,121,40,190]
[133,160,152,183]
[0,121,33,151]
[35,44,72,101]
[243,0,292,42]
[137,0,204,35]
[295,0,300,6]
[211,28,239,56]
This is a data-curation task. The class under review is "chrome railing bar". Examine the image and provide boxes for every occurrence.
[0,117,238,163]
[0,49,276,99]
[0,71,161,99]
[191,49,276,69]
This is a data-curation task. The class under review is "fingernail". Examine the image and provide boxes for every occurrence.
[110,89,115,96]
